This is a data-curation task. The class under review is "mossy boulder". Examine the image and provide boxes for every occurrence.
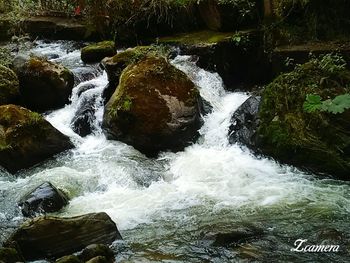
[0,105,73,173]
[101,46,160,102]
[81,41,116,64]
[257,54,350,178]
[0,65,20,105]
[12,55,74,112]
[4,212,122,261]
[103,56,202,156]
[0,247,24,263]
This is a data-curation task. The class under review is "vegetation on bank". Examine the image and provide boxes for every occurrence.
[270,0,350,45]
[259,54,350,177]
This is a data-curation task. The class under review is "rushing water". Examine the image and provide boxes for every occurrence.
[0,41,350,262]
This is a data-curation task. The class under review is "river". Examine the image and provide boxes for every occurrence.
[0,41,349,262]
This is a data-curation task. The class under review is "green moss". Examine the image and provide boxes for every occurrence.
[0,105,49,150]
[0,65,19,105]
[81,41,116,63]
[159,30,236,45]
[121,95,133,111]
[82,41,115,53]
[258,54,350,177]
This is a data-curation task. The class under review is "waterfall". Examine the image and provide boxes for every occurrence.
[1,41,349,262]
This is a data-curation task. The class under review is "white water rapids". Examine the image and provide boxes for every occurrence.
[0,41,349,262]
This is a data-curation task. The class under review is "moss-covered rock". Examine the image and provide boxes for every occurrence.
[12,55,74,112]
[81,41,116,64]
[101,46,161,102]
[0,247,24,263]
[0,65,19,105]
[0,104,73,173]
[257,54,350,178]
[103,56,202,156]
[4,212,122,261]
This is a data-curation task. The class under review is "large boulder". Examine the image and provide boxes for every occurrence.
[0,105,73,173]
[0,65,20,105]
[4,212,122,261]
[12,55,74,112]
[81,41,116,64]
[230,54,350,179]
[103,56,202,156]
[18,182,69,217]
[101,46,159,102]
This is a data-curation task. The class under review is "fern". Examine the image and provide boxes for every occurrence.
[304,93,350,114]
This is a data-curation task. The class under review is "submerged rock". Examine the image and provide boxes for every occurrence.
[12,55,74,112]
[0,247,24,263]
[0,105,73,174]
[228,96,261,148]
[19,182,69,217]
[0,65,20,105]
[103,56,202,156]
[4,212,122,261]
[81,41,116,64]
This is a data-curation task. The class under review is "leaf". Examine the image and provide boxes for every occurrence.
[325,93,350,114]
[303,94,323,113]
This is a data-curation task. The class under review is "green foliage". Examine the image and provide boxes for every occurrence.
[270,0,350,44]
[304,93,350,114]
[258,53,350,176]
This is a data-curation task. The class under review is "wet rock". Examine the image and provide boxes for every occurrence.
[103,56,202,156]
[76,84,96,97]
[0,65,20,105]
[12,55,74,112]
[4,212,122,261]
[71,95,98,137]
[209,227,263,247]
[228,96,261,147]
[81,41,116,64]
[199,97,213,116]
[79,244,114,263]
[0,247,24,263]
[18,182,69,217]
[101,46,159,102]
[56,255,82,263]
[0,105,73,174]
